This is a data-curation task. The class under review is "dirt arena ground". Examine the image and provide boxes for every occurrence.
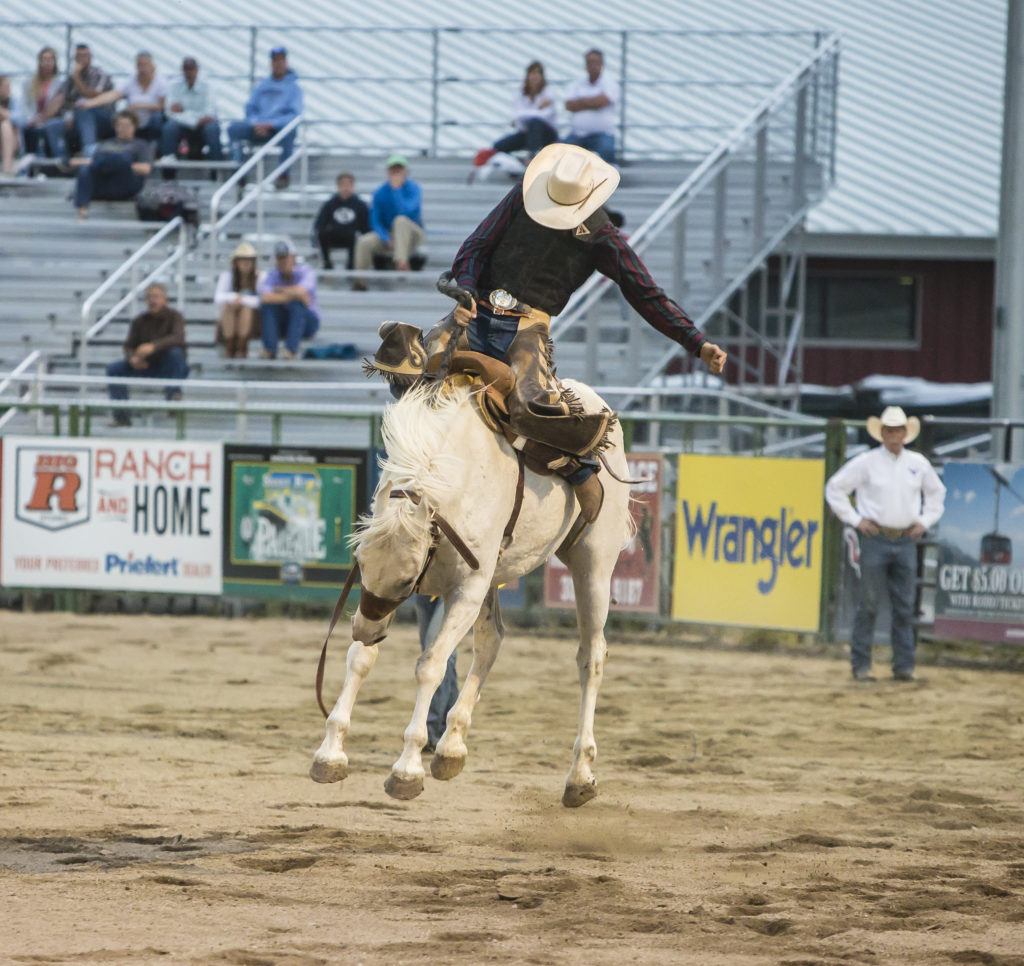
[2,612,1023,966]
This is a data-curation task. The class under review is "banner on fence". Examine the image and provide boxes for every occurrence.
[0,437,222,593]
[223,445,367,599]
[932,461,1024,643]
[672,454,824,631]
[544,453,663,612]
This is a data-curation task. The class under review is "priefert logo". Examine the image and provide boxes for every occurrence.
[105,553,179,576]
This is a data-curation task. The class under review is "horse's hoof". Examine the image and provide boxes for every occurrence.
[309,758,348,783]
[384,772,424,800]
[562,781,597,808]
[430,754,466,781]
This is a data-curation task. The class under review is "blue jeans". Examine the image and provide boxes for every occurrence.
[24,118,67,159]
[466,306,520,360]
[107,347,190,401]
[74,154,144,208]
[158,118,223,161]
[565,131,616,164]
[415,595,458,746]
[260,302,319,355]
[493,118,559,156]
[851,533,918,675]
[74,105,114,157]
[227,120,296,165]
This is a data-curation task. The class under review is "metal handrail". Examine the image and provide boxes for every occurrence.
[208,115,304,271]
[79,217,185,344]
[78,218,188,375]
[550,33,841,342]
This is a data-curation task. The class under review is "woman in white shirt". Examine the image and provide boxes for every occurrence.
[214,242,264,358]
[492,61,558,159]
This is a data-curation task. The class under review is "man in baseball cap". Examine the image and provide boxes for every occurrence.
[257,237,319,359]
[825,405,945,682]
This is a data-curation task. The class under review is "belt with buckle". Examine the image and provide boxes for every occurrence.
[878,526,908,539]
[482,289,533,317]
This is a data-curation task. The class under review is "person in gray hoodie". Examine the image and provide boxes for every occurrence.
[227,46,303,189]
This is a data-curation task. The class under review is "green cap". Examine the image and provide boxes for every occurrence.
[385,154,408,169]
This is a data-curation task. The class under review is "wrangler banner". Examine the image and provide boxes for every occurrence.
[223,445,367,599]
[544,453,663,612]
[0,437,223,593]
[672,454,824,630]
[932,461,1024,643]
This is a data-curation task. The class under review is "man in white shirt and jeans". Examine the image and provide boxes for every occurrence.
[564,49,619,164]
[825,406,946,682]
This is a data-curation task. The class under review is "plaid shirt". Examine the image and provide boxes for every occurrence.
[452,186,706,356]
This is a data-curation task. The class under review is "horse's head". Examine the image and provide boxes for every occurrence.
[350,485,437,644]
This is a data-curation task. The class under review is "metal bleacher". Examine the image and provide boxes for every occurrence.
[0,27,838,447]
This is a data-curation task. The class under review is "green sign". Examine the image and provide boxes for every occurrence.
[223,445,367,599]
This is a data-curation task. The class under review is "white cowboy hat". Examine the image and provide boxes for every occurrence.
[522,143,620,230]
[231,241,258,260]
[866,405,920,444]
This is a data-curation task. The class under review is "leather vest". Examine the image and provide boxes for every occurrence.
[480,207,610,315]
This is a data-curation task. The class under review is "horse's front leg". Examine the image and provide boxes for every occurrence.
[431,585,503,781]
[563,557,613,808]
[384,586,487,800]
[310,640,379,783]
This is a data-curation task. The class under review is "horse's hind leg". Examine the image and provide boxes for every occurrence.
[310,641,379,784]
[562,552,614,808]
[431,585,503,781]
[385,587,485,800]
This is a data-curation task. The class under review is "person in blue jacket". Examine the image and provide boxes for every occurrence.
[351,154,425,288]
[227,46,302,189]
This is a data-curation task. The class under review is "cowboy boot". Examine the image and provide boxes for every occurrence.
[505,326,610,456]
[366,321,428,384]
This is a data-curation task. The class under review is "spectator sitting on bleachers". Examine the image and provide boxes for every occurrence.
[107,282,189,427]
[78,51,168,142]
[492,61,559,161]
[21,47,66,164]
[214,242,265,358]
[71,109,153,219]
[258,238,320,360]
[0,75,27,176]
[158,56,222,175]
[228,46,302,191]
[57,43,115,159]
[312,172,370,270]
[352,155,425,290]
[564,48,619,165]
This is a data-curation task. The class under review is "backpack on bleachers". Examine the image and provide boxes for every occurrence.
[136,182,200,227]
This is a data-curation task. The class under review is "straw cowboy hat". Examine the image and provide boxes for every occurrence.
[231,241,258,260]
[522,143,620,230]
[866,405,920,444]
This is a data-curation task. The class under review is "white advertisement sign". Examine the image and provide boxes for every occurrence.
[1,437,222,593]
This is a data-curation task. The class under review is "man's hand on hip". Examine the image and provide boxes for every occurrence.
[857,519,880,536]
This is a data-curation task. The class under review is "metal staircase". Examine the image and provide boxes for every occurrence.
[551,35,839,403]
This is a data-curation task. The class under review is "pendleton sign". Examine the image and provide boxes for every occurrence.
[672,454,825,631]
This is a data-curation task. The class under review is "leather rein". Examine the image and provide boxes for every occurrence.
[314,453,526,718]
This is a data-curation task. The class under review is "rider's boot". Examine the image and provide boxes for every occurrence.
[366,321,428,385]
[505,323,610,456]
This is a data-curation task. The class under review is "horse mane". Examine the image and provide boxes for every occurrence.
[350,382,474,549]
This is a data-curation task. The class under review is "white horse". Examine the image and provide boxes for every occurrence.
[310,377,633,807]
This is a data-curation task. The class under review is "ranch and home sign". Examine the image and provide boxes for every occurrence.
[672,454,825,631]
[0,437,223,594]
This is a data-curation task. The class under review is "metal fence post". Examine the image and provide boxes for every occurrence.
[430,28,440,158]
[619,29,629,162]
[819,417,846,643]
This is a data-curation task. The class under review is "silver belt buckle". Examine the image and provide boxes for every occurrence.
[489,289,516,315]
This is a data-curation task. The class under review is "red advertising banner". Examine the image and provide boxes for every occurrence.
[544,453,662,613]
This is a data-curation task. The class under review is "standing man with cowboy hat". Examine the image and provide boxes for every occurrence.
[825,406,946,682]
[372,143,726,524]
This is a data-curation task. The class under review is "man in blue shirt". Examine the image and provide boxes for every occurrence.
[352,155,425,289]
[257,238,319,359]
[228,46,302,189]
